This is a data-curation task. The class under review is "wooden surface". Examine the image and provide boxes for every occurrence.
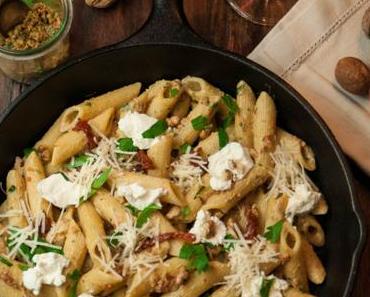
[0,0,369,295]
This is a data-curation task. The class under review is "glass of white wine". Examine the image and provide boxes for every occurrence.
[227,0,297,26]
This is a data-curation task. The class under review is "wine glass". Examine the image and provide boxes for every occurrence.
[227,0,298,26]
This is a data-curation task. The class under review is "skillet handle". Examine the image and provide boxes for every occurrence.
[119,0,210,47]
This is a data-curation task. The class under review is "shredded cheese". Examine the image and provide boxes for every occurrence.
[170,152,207,190]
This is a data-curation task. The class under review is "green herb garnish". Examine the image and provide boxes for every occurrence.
[142,120,168,139]
[7,185,16,193]
[222,94,239,114]
[218,128,229,149]
[179,244,209,272]
[221,113,234,128]
[117,138,138,152]
[181,206,191,218]
[136,204,162,228]
[179,143,191,154]
[67,269,80,297]
[0,255,12,267]
[23,147,35,158]
[191,116,208,131]
[66,154,91,169]
[18,263,30,271]
[260,278,275,297]
[223,234,235,252]
[263,220,284,243]
[170,88,180,97]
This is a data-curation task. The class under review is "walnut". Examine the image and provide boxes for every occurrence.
[85,0,116,8]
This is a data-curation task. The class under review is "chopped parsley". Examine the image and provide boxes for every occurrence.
[66,154,91,169]
[223,234,235,252]
[218,128,229,149]
[125,204,140,216]
[7,185,16,193]
[136,204,162,228]
[264,220,284,243]
[67,269,80,297]
[80,167,112,203]
[179,243,209,272]
[170,88,180,97]
[181,206,191,218]
[117,137,138,152]
[191,115,208,131]
[18,263,30,271]
[260,278,275,297]
[179,143,191,154]
[0,255,12,267]
[221,94,239,128]
[142,120,168,139]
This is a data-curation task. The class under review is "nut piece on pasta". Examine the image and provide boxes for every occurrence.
[85,0,116,8]
[335,57,370,96]
[362,7,370,38]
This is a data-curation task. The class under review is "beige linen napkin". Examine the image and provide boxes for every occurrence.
[249,0,370,173]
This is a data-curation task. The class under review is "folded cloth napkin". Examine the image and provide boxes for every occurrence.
[249,0,370,173]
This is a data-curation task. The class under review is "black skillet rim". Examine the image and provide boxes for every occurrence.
[0,42,366,297]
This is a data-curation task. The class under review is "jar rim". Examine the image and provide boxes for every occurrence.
[0,0,73,60]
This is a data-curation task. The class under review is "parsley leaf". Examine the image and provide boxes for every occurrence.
[221,113,234,128]
[179,143,192,154]
[0,255,12,267]
[222,94,239,114]
[260,278,275,297]
[218,128,229,149]
[136,204,162,228]
[117,138,138,152]
[91,167,111,191]
[179,244,209,272]
[18,263,30,271]
[181,206,190,218]
[23,147,35,158]
[66,154,91,169]
[170,88,179,97]
[191,116,208,131]
[125,204,140,216]
[223,234,235,252]
[264,220,284,243]
[142,120,168,139]
[7,185,16,193]
[67,269,80,297]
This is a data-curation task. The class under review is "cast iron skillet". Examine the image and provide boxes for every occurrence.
[0,1,365,296]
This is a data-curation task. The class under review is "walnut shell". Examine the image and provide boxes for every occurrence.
[362,7,370,38]
[85,0,116,8]
[335,57,370,96]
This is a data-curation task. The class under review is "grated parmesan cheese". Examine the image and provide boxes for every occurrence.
[170,152,207,190]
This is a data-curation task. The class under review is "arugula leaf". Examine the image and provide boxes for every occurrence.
[7,185,16,193]
[181,206,190,218]
[191,116,208,131]
[0,255,12,267]
[23,147,35,158]
[179,143,191,154]
[136,204,162,228]
[218,128,229,149]
[260,278,275,297]
[66,154,91,169]
[142,120,168,139]
[170,88,179,97]
[223,234,235,252]
[117,138,138,152]
[222,94,239,114]
[264,220,284,243]
[179,244,209,272]
[125,204,140,216]
[67,269,80,297]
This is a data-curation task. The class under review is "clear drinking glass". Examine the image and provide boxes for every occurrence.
[0,0,73,82]
[227,0,297,26]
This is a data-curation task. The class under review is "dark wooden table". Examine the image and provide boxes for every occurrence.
[0,0,369,295]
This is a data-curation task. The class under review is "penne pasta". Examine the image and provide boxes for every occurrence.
[88,107,116,136]
[147,135,173,178]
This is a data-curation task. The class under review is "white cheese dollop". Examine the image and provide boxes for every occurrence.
[116,182,166,210]
[118,111,159,150]
[22,252,69,295]
[245,275,288,297]
[189,210,227,245]
[208,142,254,191]
[37,173,86,208]
[285,183,321,223]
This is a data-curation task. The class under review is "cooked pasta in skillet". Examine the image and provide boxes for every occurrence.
[0,77,327,297]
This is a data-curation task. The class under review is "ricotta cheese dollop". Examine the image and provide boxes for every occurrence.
[22,252,69,295]
[37,173,86,208]
[116,182,166,210]
[208,142,254,191]
[118,111,159,150]
[285,183,320,223]
[189,210,227,245]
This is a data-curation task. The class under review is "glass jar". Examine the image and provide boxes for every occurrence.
[0,0,73,82]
